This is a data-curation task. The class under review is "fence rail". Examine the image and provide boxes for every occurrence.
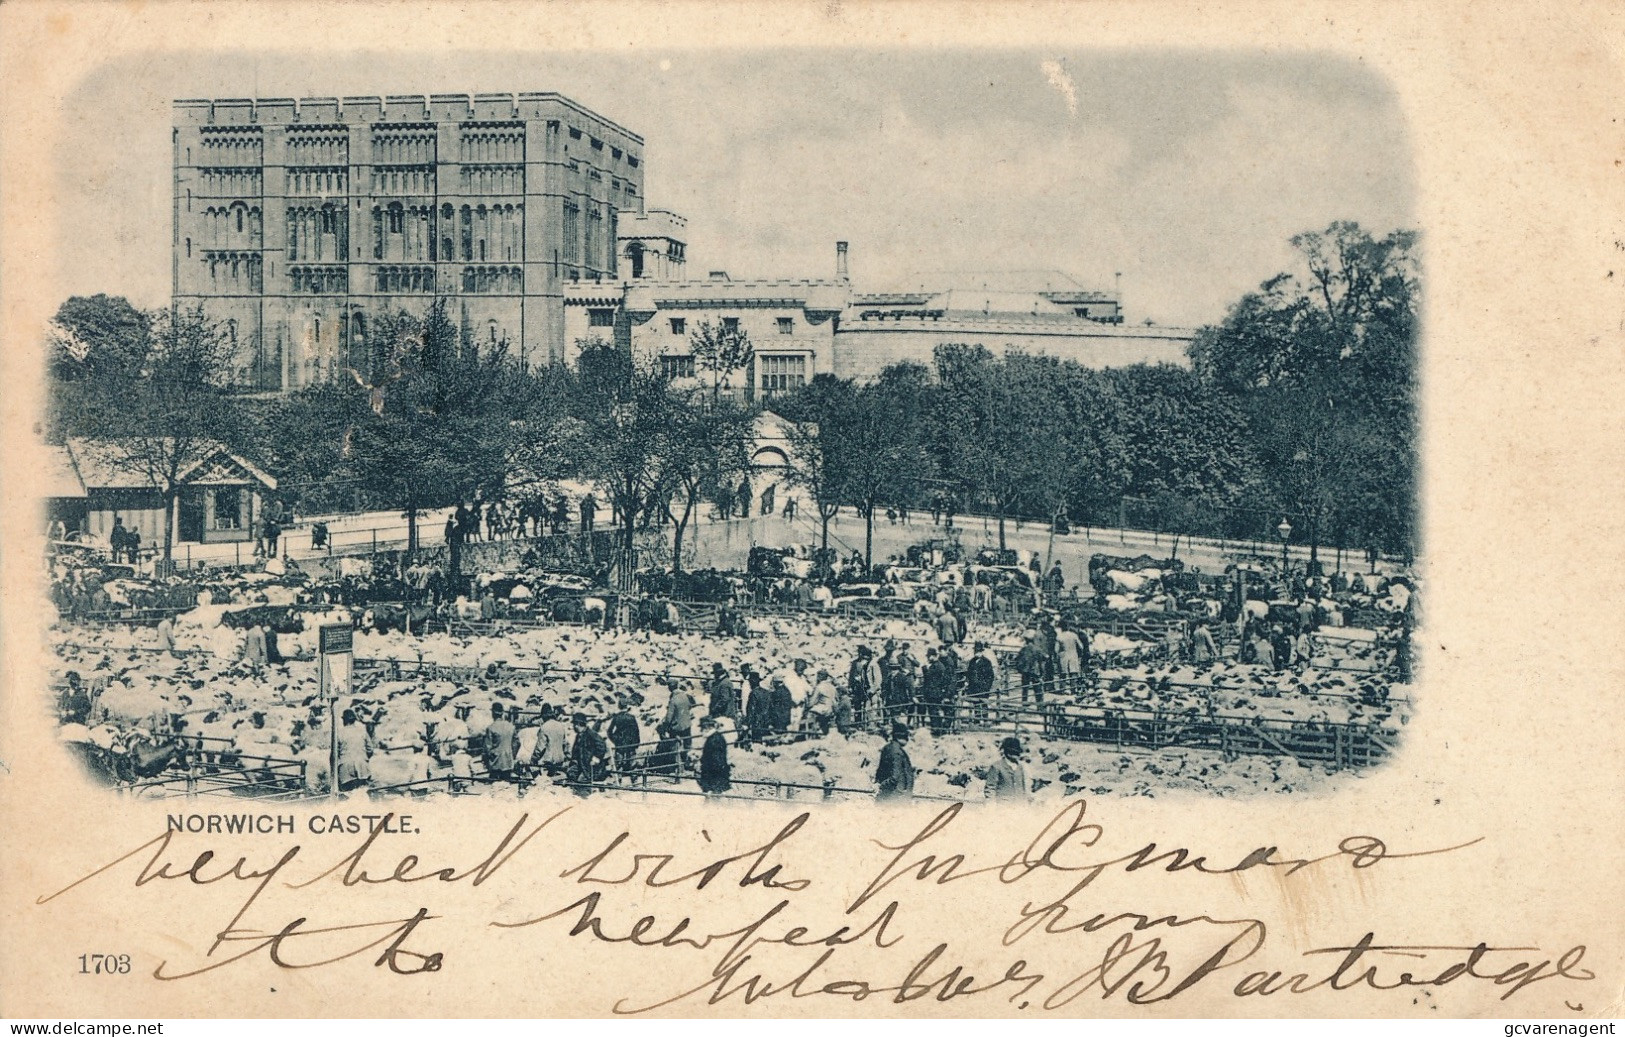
[872,694,1399,772]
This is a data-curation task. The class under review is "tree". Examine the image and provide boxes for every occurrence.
[45,294,154,441]
[847,365,934,570]
[569,340,678,568]
[779,364,938,570]
[1096,364,1254,520]
[782,375,860,556]
[83,305,248,562]
[345,298,524,558]
[929,344,1071,550]
[1189,222,1419,557]
[688,319,754,404]
[657,399,753,571]
[254,380,371,515]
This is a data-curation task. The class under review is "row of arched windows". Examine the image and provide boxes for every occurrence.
[460,165,524,194]
[202,204,262,249]
[371,132,435,165]
[289,265,347,294]
[461,266,522,294]
[460,131,523,163]
[198,129,263,166]
[560,200,616,272]
[286,134,348,166]
[198,169,261,197]
[371,202,436,262]
[366,202,525,263]
[205,251,263,292]
[375,266,437,294]
[460,203,523,263]
[370,167,436,195]
[287,169,346,195]
[286,205,347,262]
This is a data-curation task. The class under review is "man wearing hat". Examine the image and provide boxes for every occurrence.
[806,668,837,736]
[663,679,696,760]
[435,701,473,765]
[985,736,1031,801]
[335,708,373,792]
[706,663,739,728]
[1014,630,1046,705]
[697,715,731,798]
[966,641,996,723]
[768,675,795,738]
[482,703,518,782]
[847,645,880,725]
[535,705,571,778]
[606,698,640,775]
[874,721,915,803]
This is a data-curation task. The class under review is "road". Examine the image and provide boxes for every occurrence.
[144,499,1403,580]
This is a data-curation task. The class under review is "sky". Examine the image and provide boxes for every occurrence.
[55,48,1413,328]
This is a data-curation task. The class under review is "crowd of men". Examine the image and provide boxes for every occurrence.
[49,510,1414,806]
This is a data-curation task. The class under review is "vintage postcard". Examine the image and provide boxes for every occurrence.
[0,0,1620,1022]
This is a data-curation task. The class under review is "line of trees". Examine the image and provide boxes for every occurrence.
[775,221,1418,567]
[43,221,1417,570]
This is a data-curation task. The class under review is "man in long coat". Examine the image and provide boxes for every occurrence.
[875,722,915,803]
[697,717,731,797]
[985,736,1031,801]
[482,702,517,780]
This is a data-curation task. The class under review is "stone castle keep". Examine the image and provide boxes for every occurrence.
[173,93,644,389]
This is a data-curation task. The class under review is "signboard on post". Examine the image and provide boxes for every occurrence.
[319,624,353,656]
[318,623,353,797]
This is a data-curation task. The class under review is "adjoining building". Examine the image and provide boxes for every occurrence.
[559,250,1194,398]
[173,93,645,391]
[48,439,278,547]
[617,209,688,282]
[832,268,1192,380]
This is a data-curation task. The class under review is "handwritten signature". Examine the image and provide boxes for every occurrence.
[31,801,1593,1012]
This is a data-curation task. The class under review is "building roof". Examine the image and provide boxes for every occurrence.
[563,283,627,306]
[173,93,643,145]
[42,445,87,499]
[930,289,1071,317]
[65,438,277,492]
[625,279,850,315]
[886,269,1101,294]
[837,312,1198,340]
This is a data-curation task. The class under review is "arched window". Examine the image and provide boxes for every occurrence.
[235,207,244,235]
[460,206,473,261]
[463,267,475,293]
[350,311,366,374]
[388,202,404,235]
[185,237,192,259]
[372,206,383,260]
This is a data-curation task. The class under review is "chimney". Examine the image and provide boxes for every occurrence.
[836,241,849,280]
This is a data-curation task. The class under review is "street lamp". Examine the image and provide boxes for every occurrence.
[1277,517,1293,574]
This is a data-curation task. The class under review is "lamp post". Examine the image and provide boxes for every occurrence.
[1277,517,1293,575]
